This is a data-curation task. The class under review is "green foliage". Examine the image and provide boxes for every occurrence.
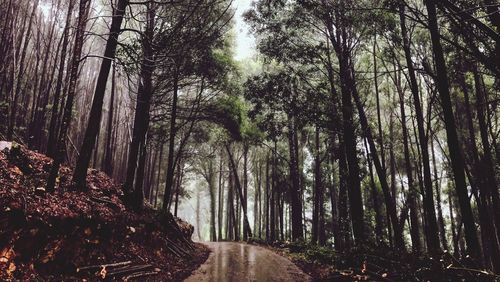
[288,241,338,264]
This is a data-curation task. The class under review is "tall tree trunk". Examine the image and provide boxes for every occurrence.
[337,138,351,250]
[400,3,440,254]
[46,0,91,192]
[265,153,271,242]
[270,143,276,242]
[338,51,365,245]
[133,141,147,206]
[312,125,323,244]
[364,138,384,245]
[351,73,404,250]
[208,158,217,242]
[103,62,116,175]
[73,0,128,190]
[287,113,304,241]
[47,0,73,157]
[225,143,252,239]
[395,68,421,253]
[243,144,249,240]
[218,154,225,241]
[373,32,385,172]
[424,0,480,259]
[163,67,179,212]
[122,4,155,209]
[7,0,39,141]
[431,136,447,251]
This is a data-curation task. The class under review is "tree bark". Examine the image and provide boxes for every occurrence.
[225,143,253,239]
[46,0,91,192]
[103,62,116,175]
[73,0,128,190]
[400,3,441,254]
[122,4,155,209]
[424,0,480,259]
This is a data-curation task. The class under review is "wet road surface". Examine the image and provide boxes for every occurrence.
[184,242,311,282]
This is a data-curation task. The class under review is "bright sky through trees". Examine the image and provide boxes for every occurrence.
[233,0,256,61]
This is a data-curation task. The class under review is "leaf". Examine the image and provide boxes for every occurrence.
[84,228,92,236]
[0,247,14,263]
[7,262,16,275]
[40,240,62,263]
[10,166,22,175]
[100,266,107,278]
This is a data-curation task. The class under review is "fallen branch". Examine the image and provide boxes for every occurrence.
[90,196,120,210]
[123,270,159,281]
[77,260,132,272]
[446,266,500,279]
[107,264,152,277]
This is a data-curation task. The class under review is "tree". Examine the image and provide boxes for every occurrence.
[73,0,128,190]
[424,0,480,260]
[47,0,91,192]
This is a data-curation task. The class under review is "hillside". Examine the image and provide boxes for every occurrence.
[0,142,208,281]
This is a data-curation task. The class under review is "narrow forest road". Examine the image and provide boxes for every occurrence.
[184,242,312,282]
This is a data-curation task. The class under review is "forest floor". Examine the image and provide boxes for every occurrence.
[251,240,500,281]
[0,142,209,281]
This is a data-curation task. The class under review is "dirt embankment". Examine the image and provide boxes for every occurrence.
[0,143,208,281]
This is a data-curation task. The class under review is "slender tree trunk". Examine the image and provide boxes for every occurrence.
[337,138,350,250]
[431,136,447,251]
[351,74,404,250]
[46,0,90,192]
[163,67,179,212]
[225,144,252,239]
[103,62,116,175]
[312,125,323,244]
[208,158,217,242]
[122,5,155,209]
[47,0,73,157]
[133,141,147,204]
[218,154,224,241]
[196,190,202,240]
[338,51,365,245]
[395,69,421,253]
[425,0,480,259]
[373,32,385,172]
[265,154,271,242]
[243,144,249,240]
[400,3,441,254]
[270,143,276,242]
[364,138,384,245]
[286,112,304,240]
[7,0,39,141]
[73,0,128,190]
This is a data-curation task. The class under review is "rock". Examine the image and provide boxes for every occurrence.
[35,187,46,196]
[175,217,194,239]
[0,141,12,152]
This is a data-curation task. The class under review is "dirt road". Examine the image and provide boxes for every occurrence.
[184,242,311,282]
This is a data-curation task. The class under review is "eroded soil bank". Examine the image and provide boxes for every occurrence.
[0,143,208,281]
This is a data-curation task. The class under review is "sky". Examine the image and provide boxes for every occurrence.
[232,0,257,61]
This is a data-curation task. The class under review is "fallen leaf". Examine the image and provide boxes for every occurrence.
[100,266,107,278]
[11,166,22,175]
[84,228,92,236]
[7,262,16,275]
